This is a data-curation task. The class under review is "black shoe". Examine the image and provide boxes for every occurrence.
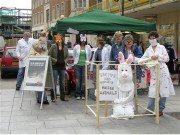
[37,100,41,104]
[51,99,55,103]
[61,99,68,101]
[43,100,49,104]
[16,88,20,91]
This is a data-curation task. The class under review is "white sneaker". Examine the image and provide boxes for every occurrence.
[76,97,80,100]
[81,97,85,100]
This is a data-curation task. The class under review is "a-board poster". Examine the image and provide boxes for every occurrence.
[99,70,118,101]
[21,56,50,92]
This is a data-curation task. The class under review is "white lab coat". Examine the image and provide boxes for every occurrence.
[73,44,91,65]
[0,36,5,51]
[104,44,112,60]
[16,38,37,67]
[138,43,175,98]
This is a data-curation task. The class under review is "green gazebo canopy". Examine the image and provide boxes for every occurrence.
[54,10,156,34]
[48,26,57,32]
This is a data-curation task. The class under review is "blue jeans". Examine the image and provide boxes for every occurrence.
[16,67,25,89]
[51,70,65,100]
[74,65,85,97]
[147,97,167,112]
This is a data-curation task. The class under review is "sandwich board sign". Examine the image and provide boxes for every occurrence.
[20,56,55,109]
[99,70,118,101]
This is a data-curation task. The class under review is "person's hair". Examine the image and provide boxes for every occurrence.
[80,40,87,46]
[56,37,65,47]
[133,38,139,45]
[148,31,159,39]
[23,31,31,37]
[48,32,53,40]
[105,37,112,45]
[97,37,105,47]
[124,34,133,41]
[157,35,165,44]
[114,31,123,37]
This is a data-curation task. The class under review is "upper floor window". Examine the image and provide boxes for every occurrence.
[52,6,55,20]
[61,2,65,15]
[98,0,102,3]
[37,0,39,7]
[78,0,82,7]
[83,0,86,7]
[41,12,43,24]
[74,0,87,8]
[56,4,60,19]
[32,2,34,9]
[46,9,50,22]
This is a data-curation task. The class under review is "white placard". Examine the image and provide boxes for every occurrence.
[99,70,118,101]
[137,69,147,89]
[67,28,79,34]
[21,56,49,92]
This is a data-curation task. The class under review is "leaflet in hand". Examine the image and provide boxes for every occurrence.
[138,58,158,68]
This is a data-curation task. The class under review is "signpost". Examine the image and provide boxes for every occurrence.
[20,56,55,109]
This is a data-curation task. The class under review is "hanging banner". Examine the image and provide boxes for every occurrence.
[99,70,118,101]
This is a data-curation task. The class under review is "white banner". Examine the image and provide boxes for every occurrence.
[99,70,118,101]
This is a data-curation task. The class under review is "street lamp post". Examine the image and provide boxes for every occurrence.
[114,0,124,16]
[114,0,133,16]
[122,0,124,16]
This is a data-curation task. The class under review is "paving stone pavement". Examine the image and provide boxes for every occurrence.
[0,86,180,134]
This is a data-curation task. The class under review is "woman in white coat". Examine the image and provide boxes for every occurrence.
[73,34,91,100]
[140,31,175,116]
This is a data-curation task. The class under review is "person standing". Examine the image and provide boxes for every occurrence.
[120,34,143,94]
[91,37,110,70]
[0,33,5,57]
[29,37,49,104]
[49,34,69,102]
[138,31,175,116]
[110,31,124,67]
[73,34,91,100]
[15,32,37,90]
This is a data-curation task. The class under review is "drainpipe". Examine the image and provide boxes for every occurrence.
[122,0,124,16]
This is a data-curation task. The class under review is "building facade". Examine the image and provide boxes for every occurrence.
[32,0,71,37]
[74,0,180,58]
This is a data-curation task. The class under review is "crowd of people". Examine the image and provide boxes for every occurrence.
[15,30,175,116]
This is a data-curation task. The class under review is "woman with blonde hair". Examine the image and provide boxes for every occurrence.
[29,37,49,104]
